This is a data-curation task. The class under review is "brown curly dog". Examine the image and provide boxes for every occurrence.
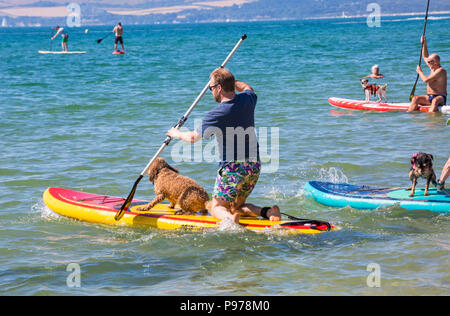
[137,157,211,214]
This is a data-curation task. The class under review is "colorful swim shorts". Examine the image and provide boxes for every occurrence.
[213,161,261,203]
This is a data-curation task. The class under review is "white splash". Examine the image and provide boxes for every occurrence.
[319,167,348,184]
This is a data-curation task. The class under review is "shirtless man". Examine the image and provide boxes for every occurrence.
[408,36,447,113]
[112,22,125,52]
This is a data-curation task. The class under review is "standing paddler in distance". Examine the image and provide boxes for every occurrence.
[166,68,281,224]
[408,36,448,113]
[112,22,125,53]
[51,26,69,52]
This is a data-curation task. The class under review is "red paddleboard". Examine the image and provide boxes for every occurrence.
[112,51,125,55]
[328,97,450,114]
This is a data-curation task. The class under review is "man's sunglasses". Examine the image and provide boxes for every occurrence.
[208,83,219,91]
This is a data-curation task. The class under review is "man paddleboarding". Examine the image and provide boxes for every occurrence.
[166,68,281,224]
[408,36,447,113]
[51,26,69,52]
[112,22,125,53]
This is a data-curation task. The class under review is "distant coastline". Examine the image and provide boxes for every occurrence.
[304,10,450,20]
[1,7,450,27]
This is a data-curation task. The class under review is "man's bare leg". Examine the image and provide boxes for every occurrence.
[210,198,240,224]
[429,96,445,113]
[233,196,281,221]
[408,95,430,112]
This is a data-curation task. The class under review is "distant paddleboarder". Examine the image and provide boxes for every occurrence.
[408,36,447,113]
[51,26,69,52]
[112,22,125,53]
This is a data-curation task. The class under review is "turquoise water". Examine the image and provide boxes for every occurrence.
[1,16,449,296]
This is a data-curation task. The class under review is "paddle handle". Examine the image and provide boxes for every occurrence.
[173,34,247,129]
[138,34,247,177]
[410,0,430,101]
[418,0,431,67]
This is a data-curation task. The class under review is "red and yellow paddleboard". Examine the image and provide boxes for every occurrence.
[43,187,336,234]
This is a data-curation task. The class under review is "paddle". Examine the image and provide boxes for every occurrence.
[114,34,248,221]
[97,32,112,44]
[409,0,431,102]
[50,28,55,51]
[281,213,332,231]
[447,118,450,126]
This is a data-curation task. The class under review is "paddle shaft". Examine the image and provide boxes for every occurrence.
[50,29,55,51]
[114,34,247,221]
[409,0,431,101]
[97,31,113,43]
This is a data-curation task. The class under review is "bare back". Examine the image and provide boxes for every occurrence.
[114,25,123,37]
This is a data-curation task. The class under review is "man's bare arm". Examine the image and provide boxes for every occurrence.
[235,80,253,92]
[417,66,444,83]
[421,35,429,59]
[166,128,201,143]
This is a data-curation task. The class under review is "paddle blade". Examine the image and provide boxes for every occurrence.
[409,84,416,101]
[97,39,102,44]
[446,118,450,126]
[114,175,143,221]
[409,75,420,102]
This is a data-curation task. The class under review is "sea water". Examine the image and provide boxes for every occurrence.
[0,16,449,295]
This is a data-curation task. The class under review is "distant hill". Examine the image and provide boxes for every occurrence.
[1,0,450,27]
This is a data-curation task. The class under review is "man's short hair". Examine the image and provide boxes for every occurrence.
[210,68,235,93]
[428,53,440,63]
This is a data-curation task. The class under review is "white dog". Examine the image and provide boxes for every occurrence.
[360,79,388,103]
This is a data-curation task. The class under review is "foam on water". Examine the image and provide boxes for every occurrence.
[31,201,61,220]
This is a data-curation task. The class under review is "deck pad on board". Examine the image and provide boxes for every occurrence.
[305,181,450,213]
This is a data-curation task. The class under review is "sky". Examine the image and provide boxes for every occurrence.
[0,1,197,6]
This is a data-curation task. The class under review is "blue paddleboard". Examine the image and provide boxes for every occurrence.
[305,181,450,213]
